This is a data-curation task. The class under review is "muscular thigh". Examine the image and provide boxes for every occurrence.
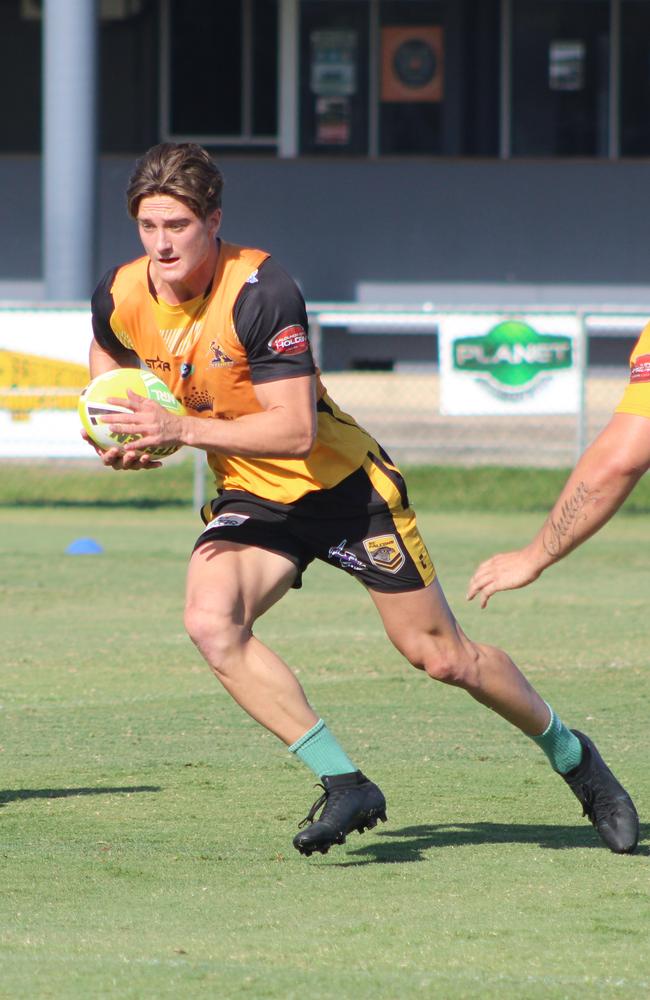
[186,540,298,627]
[369,577,469,658]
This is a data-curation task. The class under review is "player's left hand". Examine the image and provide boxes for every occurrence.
[466,548,543,608]
[102,389,185,452]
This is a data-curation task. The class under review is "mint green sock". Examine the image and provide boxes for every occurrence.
[289,719,357,778]
[530,704,583,773]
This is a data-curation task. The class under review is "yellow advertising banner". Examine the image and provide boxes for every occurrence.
[0,348,88,414]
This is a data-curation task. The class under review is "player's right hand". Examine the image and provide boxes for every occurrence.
[80,429,162,470]
[466,548,544,608]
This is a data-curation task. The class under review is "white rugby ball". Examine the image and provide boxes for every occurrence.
[78,367,186,458]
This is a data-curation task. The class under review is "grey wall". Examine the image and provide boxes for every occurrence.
[3,154,650,300]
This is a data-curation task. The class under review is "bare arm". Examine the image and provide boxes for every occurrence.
[104,373,318,460]
[467,412,650,608]
[89,336,140,376]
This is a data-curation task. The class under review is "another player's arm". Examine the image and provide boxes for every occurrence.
[467,412,650,608]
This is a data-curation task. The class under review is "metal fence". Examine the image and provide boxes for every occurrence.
[0,301,645,510]
[307,305,643,468]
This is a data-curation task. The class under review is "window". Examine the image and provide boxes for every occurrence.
[511,0,610,157]
[164,0,278,146]
[299,1,370,155]
[620,1,650,156]
[379,0,500,156]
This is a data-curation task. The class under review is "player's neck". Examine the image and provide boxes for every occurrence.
[149,240,220,306]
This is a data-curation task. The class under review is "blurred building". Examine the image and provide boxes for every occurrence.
[2,0,650,308]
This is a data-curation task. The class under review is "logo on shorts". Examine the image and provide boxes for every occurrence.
[362,534,405,574]
[630,353,650,384]
[328,539,367,572]
[268,325,308,355]
[246,269,259,284]
[203,513,250,531]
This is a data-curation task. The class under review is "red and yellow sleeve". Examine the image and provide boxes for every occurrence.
[615,322,650,419]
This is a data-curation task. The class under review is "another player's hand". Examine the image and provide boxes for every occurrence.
[466,547,544,609]
[102,389,185,454]
[80,427,162,471]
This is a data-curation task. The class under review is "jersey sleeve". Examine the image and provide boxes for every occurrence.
[232,258,316,384]
[91,267,124,353]
[614,322,650,419]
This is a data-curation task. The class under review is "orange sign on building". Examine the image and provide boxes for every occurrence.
[381,25,444,103]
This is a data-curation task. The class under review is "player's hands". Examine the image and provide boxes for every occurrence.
[81,427,162,470]
[466,547,544,608]
[102,389,185,454]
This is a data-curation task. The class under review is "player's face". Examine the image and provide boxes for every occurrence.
[136,194,222,300]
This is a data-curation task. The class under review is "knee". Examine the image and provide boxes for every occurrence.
[403,635,481,689]
[184,599,247,675]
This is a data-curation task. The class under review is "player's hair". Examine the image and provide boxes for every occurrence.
[126,142,224,220]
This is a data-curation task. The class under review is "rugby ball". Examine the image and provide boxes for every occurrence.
[78,367,186,458]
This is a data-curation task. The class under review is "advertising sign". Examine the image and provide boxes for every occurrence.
[438,313,582,416]
[0,307,91,457]
[310,29,357,146]
[381,25,444,103]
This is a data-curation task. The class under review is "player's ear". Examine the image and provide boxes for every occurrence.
[207,209,222,236]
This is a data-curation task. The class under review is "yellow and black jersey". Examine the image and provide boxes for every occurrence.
[91,240,385,504]
[615,322,650,420]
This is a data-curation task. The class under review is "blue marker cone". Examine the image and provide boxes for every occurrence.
[66,537,104,555]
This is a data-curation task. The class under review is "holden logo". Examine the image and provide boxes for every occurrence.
[268,325,308,355]
[452,321,572,394]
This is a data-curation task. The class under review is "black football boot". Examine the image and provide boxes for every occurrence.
[293,771,387,857]
[561,730,639,854]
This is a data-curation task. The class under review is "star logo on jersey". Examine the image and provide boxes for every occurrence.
[268,325,308,356]
[246,269,259,284]
[362,534,405,574]
[208,341,235,368]
[145,356,171,372]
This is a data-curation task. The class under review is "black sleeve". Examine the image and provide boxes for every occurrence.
[232,258,316,384]
[91,267,124,354]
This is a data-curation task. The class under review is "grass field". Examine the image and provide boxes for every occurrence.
[1,484,649,999]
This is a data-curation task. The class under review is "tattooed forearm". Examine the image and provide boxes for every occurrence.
[543,481,602,557]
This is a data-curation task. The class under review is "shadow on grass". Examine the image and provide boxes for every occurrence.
[332,822,650,865]
[0,500,189,510]
[0,785,161,807]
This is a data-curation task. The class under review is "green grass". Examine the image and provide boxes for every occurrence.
[3,458,650,513]
[1,504,649,998]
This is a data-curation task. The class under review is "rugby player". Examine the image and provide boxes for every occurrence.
[85,142,639,856]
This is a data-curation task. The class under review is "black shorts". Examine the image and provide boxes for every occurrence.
[194,452,436,593]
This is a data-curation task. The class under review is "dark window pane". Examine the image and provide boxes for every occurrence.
[379,0,500,156]
[170,1,242,135]
[379,0,445,154]
[512,0,610,157]
[620,2,650,156]
[0,0,41,153]
[252,0,278,135]
[100,1,160,153]
[299,1,370,156]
